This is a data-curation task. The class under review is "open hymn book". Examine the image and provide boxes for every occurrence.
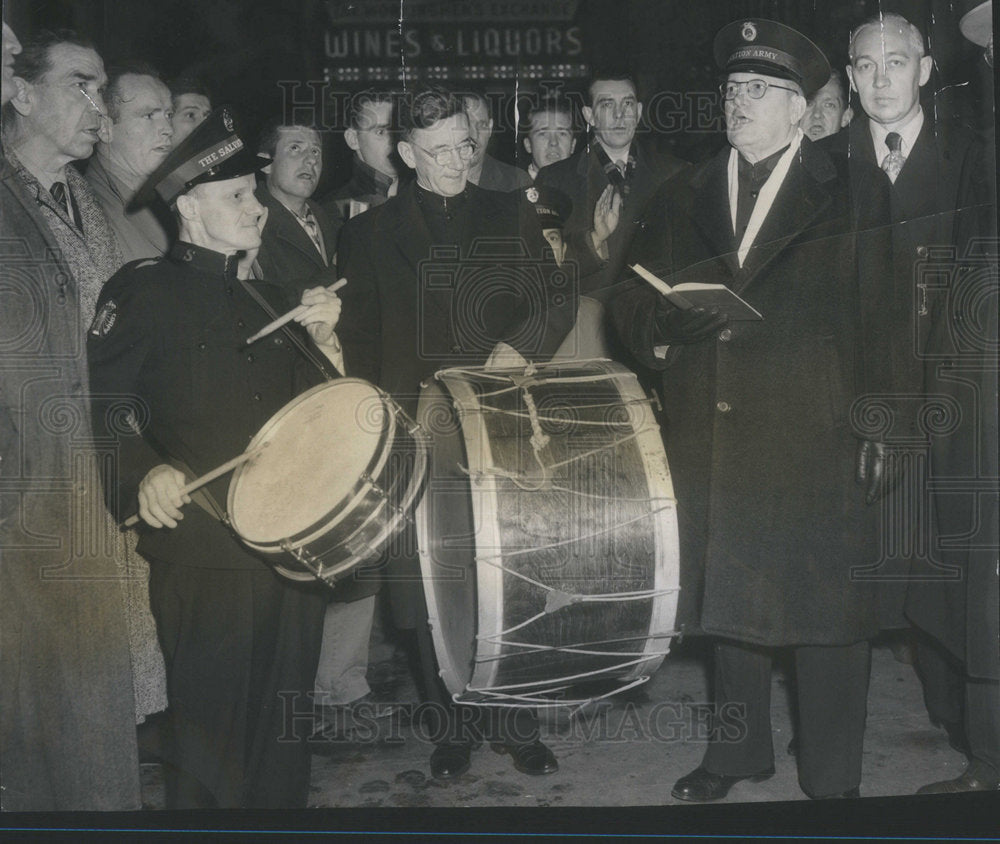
[630,263,763,321]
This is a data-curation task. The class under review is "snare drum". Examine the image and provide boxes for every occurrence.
[416,360,679,706]
[228,379,427,586]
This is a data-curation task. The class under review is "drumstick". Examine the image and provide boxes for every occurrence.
[244,278,348,345]
[121,443,268,529]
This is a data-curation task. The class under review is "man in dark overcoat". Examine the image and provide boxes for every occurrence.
[611,20,886,801]
[88,109,344,808]
[336,85,575,780]
[839,11,987,752]
[906,0,999,793]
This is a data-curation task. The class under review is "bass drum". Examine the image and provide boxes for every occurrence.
[416,360,679,705]
[228,378,427,586]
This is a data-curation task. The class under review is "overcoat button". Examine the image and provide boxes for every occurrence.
[717,401,731,413]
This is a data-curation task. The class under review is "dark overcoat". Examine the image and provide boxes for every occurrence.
[906,133,999,681]
[611,138,884,647]
[0,154,140,811]
[825,115,982,628]
[336,181,575,626]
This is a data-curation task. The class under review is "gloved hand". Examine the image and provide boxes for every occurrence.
[653,300,729,345]
[856,439,899,505]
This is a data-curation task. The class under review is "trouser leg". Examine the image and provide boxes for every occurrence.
[965,678,1000,777]
[794,640,870,798]
[313,595,376,705]
[702,640,774,776]
[915,632,965,727]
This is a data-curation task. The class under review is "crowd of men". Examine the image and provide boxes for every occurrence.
[0,2,995,812]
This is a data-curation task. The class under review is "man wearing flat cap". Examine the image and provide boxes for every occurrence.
[89,108,345,808]
[612,19,889,801]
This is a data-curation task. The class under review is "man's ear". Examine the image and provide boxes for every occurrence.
[841,106,854,128]
[845,65,858,93]
[345,126,360,152]
[789,94,807,125]
[636,102,643,124]
[397,139,416,171]
[569,137,577,154]
[918,54,933,87]
[175,192,198,222]
[582,105,594,127]
[9,76,32,116]
[523,136,532,155]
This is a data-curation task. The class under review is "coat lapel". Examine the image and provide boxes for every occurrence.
[888,119,938,224]
[736,144,833,289]
[690,150,740,277]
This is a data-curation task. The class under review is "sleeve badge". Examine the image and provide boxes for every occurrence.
[89,299,118,338]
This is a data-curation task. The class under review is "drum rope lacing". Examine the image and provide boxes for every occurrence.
[437,366,678,710]
[455,675,654,709]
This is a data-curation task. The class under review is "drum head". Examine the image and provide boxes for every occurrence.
[229,380,386,544]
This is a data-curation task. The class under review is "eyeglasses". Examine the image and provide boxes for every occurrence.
[720,79,800,100]
[409,138,477,166]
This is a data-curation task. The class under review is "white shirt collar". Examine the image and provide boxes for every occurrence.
[868,107,924,161]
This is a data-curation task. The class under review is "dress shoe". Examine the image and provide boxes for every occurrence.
[430,743,472,779]
[917,762,1000,794]
[491,740,559,775]
[671,765,774,802]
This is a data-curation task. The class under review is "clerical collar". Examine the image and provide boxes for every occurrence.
[414,183,470,215]
[737,144,790,189]
[169,241,240,279]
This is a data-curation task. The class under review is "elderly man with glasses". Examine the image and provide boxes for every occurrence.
[336,84,575,781]
[611,19,891,802]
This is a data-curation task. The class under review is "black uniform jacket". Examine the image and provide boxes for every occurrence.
[88,242,325,570]
[612,137,887,647]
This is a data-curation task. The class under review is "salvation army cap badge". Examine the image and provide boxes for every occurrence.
[90,299,117,338]
[525,186,539,203]
[223,108,234,133]
[741,21,757,41]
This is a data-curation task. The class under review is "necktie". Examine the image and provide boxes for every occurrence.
[50,181,72,219]
[614,159,626,176]
[299,207,327,263]
[881,132,906,183]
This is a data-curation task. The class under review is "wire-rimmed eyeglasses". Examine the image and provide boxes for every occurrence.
[720,79,800,100]
[409,138,477,166]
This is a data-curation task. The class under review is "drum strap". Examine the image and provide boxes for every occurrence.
[168,457,229,524]
[237,278,337,382]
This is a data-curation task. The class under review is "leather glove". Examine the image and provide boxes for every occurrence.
[856,439,899,505]
[653,300,729,345]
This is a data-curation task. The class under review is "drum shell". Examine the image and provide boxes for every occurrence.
[228,379,427,586]
[417,360,679,702]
